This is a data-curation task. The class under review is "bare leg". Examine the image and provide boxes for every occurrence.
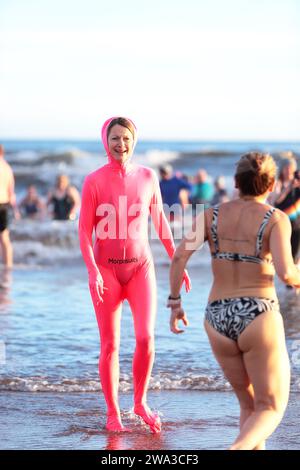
[238,389,265,450]
[204,320,266,450]
[229,311,290,450]
[0,230,13,268]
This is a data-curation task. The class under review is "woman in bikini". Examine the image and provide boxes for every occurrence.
[168,152,300,450]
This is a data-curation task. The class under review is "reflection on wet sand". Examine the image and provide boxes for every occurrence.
[104,428,164,451]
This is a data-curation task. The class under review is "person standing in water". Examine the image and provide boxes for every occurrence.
[270,157,300,264]
[0,145,19,267]
[159,164,192,213]
[47,174,80,220]
[79,117,191,433]
[168,152,300,450]
[19,185,45,219]
[210,176,230,206]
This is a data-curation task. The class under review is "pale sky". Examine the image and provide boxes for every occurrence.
[0,0,299,140]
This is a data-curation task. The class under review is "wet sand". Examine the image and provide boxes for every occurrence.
[0,390,299,450]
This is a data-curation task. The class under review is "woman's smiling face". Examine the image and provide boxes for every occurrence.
[107,124,134,163]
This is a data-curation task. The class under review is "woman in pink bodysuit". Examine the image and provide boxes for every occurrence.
[79,117,191,433]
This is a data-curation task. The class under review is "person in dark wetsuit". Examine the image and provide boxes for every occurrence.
[47,174,80,220]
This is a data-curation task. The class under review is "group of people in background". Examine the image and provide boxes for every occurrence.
[19,174,81,221]
[159,164,229,215]
[159,159,300,264]
[0,142,299,268]
[269,158,300,264]
[0,144,81,267]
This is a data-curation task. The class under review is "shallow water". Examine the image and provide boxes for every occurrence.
[0,255,299,392]
[0,140,299,449]
[1,390,299,450]
[0,259,225,393]
[0,253,299,449]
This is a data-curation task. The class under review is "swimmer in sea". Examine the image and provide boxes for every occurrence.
[47,174,80,220]
[79,117,191,433]
[168,152,300,449]
[19,185,45,219]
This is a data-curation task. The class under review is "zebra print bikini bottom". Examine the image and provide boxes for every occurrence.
[205,296,280,341]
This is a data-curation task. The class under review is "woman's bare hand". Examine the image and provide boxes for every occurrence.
[167,298,189,334]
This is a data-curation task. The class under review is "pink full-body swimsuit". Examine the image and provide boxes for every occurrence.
[79,117,191,433]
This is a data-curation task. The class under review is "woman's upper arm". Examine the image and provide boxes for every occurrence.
[69,186,81,204]
[269,211,294,279]
[203,208,211,242]
[174,208,209,262]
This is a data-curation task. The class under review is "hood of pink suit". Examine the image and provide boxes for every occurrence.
[101,117,137,167]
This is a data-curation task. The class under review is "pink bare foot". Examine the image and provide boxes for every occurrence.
[134,404,161,433]
[105,414,132,433]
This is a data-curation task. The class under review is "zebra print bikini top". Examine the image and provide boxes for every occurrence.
[211,206,275,265]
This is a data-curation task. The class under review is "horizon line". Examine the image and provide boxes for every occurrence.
[1,137,300,143]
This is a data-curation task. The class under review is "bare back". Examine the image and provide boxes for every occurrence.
[0,159,15,205]
[205,199,280,301]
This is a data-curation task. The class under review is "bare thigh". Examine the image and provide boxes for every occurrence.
[237,310,290,412]
[0,229,10,245]
[204,320,254,406]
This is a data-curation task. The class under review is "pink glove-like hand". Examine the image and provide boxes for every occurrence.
[88,268,106,305]
[182,269,192,293]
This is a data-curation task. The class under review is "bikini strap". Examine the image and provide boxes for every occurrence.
[255,208,275,257]
[211,205,220,254]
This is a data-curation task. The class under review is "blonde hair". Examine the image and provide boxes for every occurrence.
[56,174,69,187]
[235,152,277,196]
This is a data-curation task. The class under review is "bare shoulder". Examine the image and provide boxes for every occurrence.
[4,160,14,176]
[68,185,80,195]
[269,207,291,226]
